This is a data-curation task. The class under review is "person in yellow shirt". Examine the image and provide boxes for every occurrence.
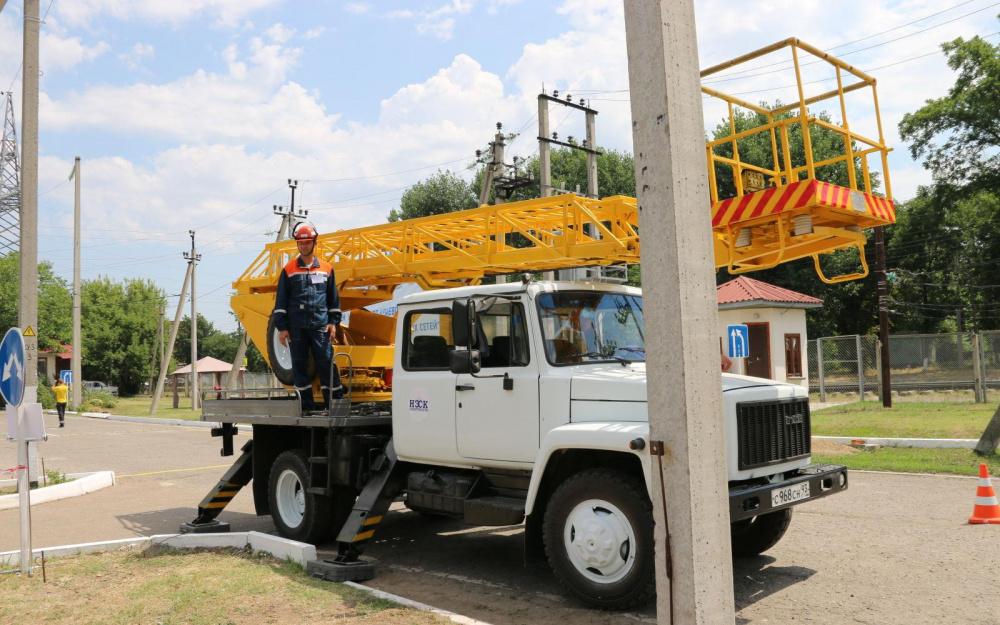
[53,378,69,428]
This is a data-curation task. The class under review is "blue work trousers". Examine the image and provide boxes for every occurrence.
[289,327,342,410]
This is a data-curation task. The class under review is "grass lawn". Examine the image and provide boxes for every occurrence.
[814,447,1000,477]
[0,547,447,625]
[811,400,999,439]
[92,395,202,421]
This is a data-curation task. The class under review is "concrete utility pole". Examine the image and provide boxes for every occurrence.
[150,264,192,415]
[69,157,82,406]
[152,302,164,391]
[19,0,39,401]
[623,2,735,623]
[185,230,201,410]
[875,226,891,407]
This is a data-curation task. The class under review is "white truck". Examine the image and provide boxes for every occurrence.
[189,280,847,609]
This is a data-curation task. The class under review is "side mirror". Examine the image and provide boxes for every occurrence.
[452,299,477,347]
[449,349,481,374]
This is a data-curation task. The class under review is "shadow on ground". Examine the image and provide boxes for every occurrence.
[116,507,273,536]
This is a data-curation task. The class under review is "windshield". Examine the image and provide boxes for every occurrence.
[536,291,645,365]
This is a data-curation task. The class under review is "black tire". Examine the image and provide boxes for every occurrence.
[543,469,655,610]
[730,508,793,557]
[266,318,316,386]
[268,450,333,544]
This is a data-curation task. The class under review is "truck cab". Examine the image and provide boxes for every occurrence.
[388,280,847,608]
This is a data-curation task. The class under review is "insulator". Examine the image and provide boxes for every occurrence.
[792,214,813,236]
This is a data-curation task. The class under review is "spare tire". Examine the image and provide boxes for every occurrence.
[267,316,314,385]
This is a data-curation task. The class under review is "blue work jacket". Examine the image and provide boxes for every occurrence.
[272,256,342,331]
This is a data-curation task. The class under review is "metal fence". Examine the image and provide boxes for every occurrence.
[808,331,1000,402]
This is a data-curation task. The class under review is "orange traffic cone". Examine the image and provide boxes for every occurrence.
[969,463,1000,525]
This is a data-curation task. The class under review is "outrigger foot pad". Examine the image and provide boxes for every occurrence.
[306,557,377,582]
[179,520,231,534]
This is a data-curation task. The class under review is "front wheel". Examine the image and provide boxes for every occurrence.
[543,469,655,610]
[730,508,793,557]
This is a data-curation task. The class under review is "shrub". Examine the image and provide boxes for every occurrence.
[82,390,117,410]
[38,379,55,410]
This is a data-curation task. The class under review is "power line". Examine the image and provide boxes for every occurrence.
[301,156,472,184]
[701,1,1000,85]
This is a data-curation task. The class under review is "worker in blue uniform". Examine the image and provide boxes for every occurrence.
[272,223,343,412]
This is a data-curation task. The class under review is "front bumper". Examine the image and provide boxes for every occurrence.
[729,463,848,522]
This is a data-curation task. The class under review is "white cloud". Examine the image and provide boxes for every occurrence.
[118,42,155,71]
[303,27,326,40]
[55,0,282,28]
[265,22,294,45]
[344,3,371,15]
[388,0,476,41]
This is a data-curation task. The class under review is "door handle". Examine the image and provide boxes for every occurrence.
[455,384,476,392]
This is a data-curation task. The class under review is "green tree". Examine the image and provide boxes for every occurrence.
[387,170,478,222]
[81,277,164,395]
[899,32,1000,194]
[0,253,73,350]
[174,314,221,365]
[891,29,1000,332]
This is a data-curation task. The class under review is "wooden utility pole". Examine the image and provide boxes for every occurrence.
[624,1,735,623]
[69,157,82,406]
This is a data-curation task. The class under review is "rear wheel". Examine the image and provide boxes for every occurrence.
[268,450,337,544]
[730,508,793,557]
[543,469,654,610]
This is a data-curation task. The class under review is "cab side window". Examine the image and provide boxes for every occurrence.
[403,309,454,370]
[478,302,530,368]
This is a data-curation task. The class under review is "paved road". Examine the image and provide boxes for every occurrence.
[3,414,998,624]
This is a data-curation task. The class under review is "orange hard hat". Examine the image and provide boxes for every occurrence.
[292,223,318,242]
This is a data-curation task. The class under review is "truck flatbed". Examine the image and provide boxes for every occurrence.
[200,390,391,428]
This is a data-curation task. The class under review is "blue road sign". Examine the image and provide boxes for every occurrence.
[60,370,73,385]
[727,324,750,359]
[0,328,26,407]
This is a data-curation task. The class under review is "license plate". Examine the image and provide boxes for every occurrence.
[771,482,810,508]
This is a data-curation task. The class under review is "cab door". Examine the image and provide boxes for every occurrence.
[456,301,539,463]
[391,306,461,465]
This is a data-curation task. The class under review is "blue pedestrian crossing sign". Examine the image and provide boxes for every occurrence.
[0,328,26,407]
[60,370,73,385]
[727,324,750,359]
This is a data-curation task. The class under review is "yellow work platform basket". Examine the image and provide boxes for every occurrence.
[703,38,896,283]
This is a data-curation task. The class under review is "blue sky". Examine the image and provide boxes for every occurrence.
[0,0,996,330]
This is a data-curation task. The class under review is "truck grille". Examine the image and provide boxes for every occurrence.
[736,398,811,470]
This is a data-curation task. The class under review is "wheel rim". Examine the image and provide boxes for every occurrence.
[271,329,293,371]
[275,468,305,529]
[563,498,637,585]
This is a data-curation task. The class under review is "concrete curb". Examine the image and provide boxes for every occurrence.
[0,471,116,510]
[814,435,979,449]
[0,531,316,568]
[343,581,495,625]
[48,409,218,429]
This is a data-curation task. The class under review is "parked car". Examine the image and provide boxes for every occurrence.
[83,380,118,396]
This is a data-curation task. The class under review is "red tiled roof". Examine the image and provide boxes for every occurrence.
[717,276,823,307]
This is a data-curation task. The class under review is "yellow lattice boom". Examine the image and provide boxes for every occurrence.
[232,194,640,399]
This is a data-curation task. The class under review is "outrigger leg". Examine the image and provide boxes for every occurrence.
[180,440,254,533]
[306,441,402,582]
